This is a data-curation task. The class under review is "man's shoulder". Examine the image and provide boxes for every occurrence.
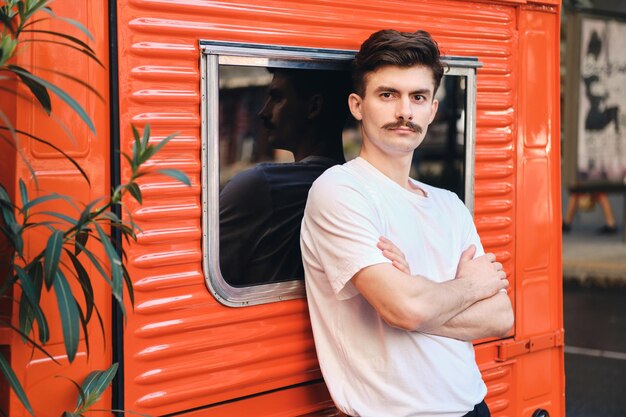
[310,161,365,192]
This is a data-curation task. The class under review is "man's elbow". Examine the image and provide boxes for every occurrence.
[494,308,514,338]
[380,302,433,332]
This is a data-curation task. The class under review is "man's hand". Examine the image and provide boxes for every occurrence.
[377,236,410,274]
[455,245,508,300]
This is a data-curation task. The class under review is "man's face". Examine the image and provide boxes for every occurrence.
[258,73,309,151]
[349,65,439,157]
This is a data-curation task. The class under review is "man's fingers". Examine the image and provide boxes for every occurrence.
[378,237,406,259]
[459,245,476,263]
[378,237,410,273]
[392,259,410,274]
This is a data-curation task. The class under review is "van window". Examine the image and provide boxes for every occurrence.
[200,42,480,306]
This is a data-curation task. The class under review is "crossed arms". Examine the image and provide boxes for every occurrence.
[352,237,514,341]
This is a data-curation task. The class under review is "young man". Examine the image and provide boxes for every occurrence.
[300,30,514,417]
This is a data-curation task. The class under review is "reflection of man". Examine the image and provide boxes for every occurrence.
[220,68,350,286]
[301,30,513,417]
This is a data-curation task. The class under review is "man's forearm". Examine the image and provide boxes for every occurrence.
[424,291,513,341]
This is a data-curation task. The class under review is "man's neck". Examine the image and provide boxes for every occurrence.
[293,132,345,163]
[359,148,416,191]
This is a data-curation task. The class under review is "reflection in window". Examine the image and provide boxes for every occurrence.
[218,66,353,287]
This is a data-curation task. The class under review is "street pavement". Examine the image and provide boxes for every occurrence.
[563,227,626,286]
[562,229,626,417]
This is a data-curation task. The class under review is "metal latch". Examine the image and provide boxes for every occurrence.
[496,329,564,361]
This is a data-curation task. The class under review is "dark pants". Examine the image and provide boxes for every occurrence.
[346,400,491,417]
[461,400,491,417]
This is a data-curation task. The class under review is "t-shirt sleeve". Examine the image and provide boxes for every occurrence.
[456,194,485,258]
[301,173,391,300]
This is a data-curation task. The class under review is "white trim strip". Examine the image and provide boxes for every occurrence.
[565,345,626,361]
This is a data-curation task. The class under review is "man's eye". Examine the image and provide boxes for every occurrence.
[380,92,392,98]
[413,95,425,101]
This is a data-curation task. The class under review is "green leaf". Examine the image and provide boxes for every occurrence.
[0,319,59,370]
[121,152,134,172]
[1,127,91,184]
[21,193,74,213]
[31,65,105,102]
[18,179,29,206]
[156,169,191,186]
[0,184,22,256]
[17,262,44,340]
[77,198,104,227]
[151,132,178,155]
[0,31,17,66]
[76,305,90,358]
[18,38,104,68]
[18,290,35,343]
[53,269,80,362]
[56,375,86,414]
[15,265,49,344]
[74,243,113,288]
[76,363,118,413]
[21,29,96,54]
[10,64,52,114]
[131,125,141,169]
[66,250,94,322]
[74,229,89,255]
[0,352,34,416]
[37,210,78,226]
[100,211,121,224]
[141,123,151,149]
[43,230,64,289]
[21,0,54,23]
[56,16,94,41]
[127,182,142,204]
[8,65,96,133]
[121,263,135,307]
[94,224,123,305]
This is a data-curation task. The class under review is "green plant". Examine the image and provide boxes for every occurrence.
[0,1,190,415]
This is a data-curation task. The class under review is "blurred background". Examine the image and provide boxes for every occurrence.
[560,1,626,416]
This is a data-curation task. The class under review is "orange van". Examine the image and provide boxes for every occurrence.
[2,0,564,416]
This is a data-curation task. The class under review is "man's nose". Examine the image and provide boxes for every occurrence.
[395,96,413,120]
[258,99,271,119]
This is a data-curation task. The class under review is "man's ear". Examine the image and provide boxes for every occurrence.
[307,94,323,120]
[428,98,439,124]
[348,93,363,121]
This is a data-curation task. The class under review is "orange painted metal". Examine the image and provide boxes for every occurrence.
[5,0,564,416]
[4,1,112,416]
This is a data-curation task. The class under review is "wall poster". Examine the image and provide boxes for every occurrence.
[576,16,626,185]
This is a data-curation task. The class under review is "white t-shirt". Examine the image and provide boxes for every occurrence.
[301,157,487,417]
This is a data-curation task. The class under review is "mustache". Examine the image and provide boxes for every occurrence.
[382,121,422,134]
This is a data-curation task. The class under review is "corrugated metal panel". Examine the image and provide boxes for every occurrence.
[116,1,558,415]
[7,1,113,416]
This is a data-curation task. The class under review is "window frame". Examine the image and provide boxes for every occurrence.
[200,40,481,307]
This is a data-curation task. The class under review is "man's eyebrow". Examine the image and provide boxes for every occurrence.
[373,86,433,95]
[373,86,400,93]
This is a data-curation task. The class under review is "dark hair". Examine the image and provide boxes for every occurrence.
[352,29,444,96]
[269,67,352,127]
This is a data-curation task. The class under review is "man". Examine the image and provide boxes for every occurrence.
[220,68,350,286]
[300,30,514,417]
